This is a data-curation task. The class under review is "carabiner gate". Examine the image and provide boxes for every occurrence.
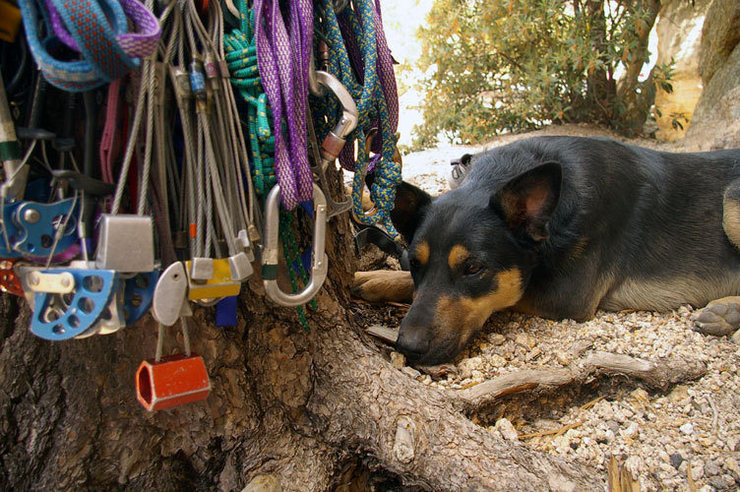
[261,183,328,307]
[308,68,358,217]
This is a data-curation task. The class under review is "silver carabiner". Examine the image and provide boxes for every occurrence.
[261,183,328,307]
[307,68,358,217]
[309,70,358,169]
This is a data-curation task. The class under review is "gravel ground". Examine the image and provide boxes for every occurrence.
[370,124,740,491]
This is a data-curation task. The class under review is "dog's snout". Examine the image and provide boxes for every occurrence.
[395,325,430,358]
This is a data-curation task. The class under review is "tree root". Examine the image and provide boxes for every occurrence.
[356,325,707,490]
[454,351,707,412]
[311,321,607,491]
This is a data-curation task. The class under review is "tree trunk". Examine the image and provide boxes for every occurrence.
[615,0,662,135]
[584,0,616,123]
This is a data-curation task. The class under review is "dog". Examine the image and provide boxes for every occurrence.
[353,136,740,365]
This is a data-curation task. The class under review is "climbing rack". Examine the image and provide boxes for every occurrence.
[0,0,401,411]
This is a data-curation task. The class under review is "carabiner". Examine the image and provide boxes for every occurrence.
[308,69,358,217]
[261,183,328,307]
[309,70,358,169]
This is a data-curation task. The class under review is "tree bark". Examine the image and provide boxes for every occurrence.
[584,0,616,123]
[615,0,662,134]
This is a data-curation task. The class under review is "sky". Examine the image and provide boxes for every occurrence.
[378,0,435,147]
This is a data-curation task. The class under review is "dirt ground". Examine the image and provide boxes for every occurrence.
[353,123,740,491]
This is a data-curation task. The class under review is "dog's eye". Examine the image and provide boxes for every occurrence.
[463,260,485,276]
[409,257,421,270]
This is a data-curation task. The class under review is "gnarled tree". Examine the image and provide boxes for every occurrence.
[413,0,668,147]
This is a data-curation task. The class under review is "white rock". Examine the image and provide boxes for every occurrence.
[620,422,639,439]
[495,418,519,441]
[489,333,506,345]
[489,354,507,368]
[680,423,694,435]
[514,333,535,349]
[457,357,482,379]
[690,460,705,480]
[724,457,740,476]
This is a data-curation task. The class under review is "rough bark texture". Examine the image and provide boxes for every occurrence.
[585,0,616,124]
[615,0,661,135]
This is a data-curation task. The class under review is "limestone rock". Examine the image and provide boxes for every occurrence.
[680,44,740,150]
[653,0,711,142]
[697,0,740,84]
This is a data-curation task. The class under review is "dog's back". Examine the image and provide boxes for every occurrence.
[463,137,740,316]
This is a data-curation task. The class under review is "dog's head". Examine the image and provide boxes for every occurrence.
[391,161,562,364]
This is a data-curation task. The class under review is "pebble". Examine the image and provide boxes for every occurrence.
[620,422,639,439]
[490,333,506,346]
[679,423,694,435]
[708,475,735,490]
[704,460,721,477]
[554,350,571,365]
[495,418,519,441]
[390,351,406,369]
[670,453,683,469]
[489,354,506,368]
[690,460,705,480]
[514,333,535,349]
[423,301,740,491]
[401,366,422,379]
[457,357,482,379]
[525,348,542,361]
[724,457,740,477]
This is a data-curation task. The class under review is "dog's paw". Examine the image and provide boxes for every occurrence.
[691,296,740,336]
[352,270,414,303]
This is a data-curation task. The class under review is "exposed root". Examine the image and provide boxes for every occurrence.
[454,351,706,412]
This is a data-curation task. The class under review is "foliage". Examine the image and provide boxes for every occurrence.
[413,0,666,147]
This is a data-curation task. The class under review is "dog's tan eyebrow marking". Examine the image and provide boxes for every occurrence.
[415,241,430,266]
[448,245,470,270]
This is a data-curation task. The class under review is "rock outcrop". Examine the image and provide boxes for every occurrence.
[653,0,711,142]
[679,0,740,150]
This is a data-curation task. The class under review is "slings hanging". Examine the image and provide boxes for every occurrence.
[1,0,401,411]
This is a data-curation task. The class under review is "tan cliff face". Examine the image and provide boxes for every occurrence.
[653,0,712,142]
[680,0,740,151]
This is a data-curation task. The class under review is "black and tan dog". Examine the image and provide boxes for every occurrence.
[353,136,740,365]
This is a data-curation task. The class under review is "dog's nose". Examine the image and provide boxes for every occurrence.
[395,326,430,359]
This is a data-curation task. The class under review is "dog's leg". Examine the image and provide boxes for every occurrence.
[690,180,740,336]
[352,270,414,303]
[722,178,740,249]
[692,296,740,336]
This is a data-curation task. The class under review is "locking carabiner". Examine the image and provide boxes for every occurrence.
[309,70,358,171]
[262,183,328,307]
[308,69,358,217]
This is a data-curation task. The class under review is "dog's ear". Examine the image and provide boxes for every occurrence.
[490,162,562,242]
[391,181,433,244]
